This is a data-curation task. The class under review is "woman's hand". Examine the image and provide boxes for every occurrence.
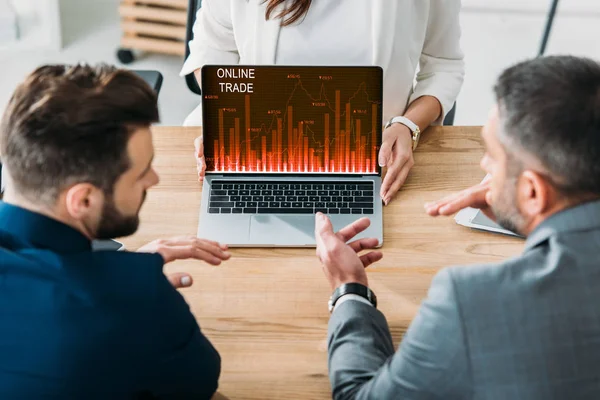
[194,135,206,182]
[378,123,415,205]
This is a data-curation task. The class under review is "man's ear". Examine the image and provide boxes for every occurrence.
[64,183,103,219]
[518,170,552,219]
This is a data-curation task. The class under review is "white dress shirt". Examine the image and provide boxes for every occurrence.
[333,294,373,313]
[181,0,464,127]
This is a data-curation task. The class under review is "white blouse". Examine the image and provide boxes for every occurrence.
[275,0,372,66]
[181,0,465,127]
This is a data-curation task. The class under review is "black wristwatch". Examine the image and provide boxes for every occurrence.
[328,283,377,313]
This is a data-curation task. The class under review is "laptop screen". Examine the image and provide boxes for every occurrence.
[201,66,383,175]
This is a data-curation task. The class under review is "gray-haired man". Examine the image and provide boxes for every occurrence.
[315,55,600,399]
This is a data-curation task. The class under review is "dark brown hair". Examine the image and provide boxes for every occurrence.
[0,64,159,204]
[264,0,312,26]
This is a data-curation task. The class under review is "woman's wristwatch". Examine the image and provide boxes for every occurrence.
[385,116,421,151]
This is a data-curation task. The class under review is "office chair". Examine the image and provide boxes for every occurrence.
[443,103,456,126]
[184,0,203,95]
[132,70,164,94]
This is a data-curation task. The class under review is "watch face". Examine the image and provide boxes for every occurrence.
[409,126,420,150]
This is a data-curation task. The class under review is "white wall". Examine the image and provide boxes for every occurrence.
[0,0,18,43]
[455,0,600,125]
[1,0,62,52]
[462,0,600,15]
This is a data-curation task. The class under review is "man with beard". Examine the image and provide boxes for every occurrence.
[314,55,600,399]
[0,64,230,399]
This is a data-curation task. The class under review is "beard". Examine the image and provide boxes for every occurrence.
[490,178,526,236]
[94,191,146,239]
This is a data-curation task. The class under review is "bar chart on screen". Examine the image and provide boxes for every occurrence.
[201,66,383,174]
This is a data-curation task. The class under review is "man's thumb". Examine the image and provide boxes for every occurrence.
[315,212,334,237]
[167,272,193,289]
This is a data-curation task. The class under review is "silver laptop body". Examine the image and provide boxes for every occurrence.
[197,65,384,247]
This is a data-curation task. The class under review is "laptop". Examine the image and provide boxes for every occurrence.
[197,65,384,247]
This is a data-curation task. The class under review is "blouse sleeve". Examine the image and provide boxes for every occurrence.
[180,0,240,78]
[408,0,465,125]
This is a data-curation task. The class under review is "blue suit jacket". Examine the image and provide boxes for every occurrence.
[0,202,220,399]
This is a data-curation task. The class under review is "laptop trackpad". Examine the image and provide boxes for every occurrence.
[198,215,252,244]
[250,215,315,246]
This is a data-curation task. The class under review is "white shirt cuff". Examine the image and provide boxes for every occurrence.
[332,294,373,313]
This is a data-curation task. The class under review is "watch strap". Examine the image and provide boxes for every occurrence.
[335,294,373,309]
[385,116,421,151]
[328,283,377,313]
[386,116,419,133]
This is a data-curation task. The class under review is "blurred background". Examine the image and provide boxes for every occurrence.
[0,0,599,126]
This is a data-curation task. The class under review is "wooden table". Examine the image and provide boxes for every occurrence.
[121,126,524,399]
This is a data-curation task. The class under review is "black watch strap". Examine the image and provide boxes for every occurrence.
[328,283,377,313]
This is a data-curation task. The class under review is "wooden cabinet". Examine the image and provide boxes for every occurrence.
[118,0,188,61]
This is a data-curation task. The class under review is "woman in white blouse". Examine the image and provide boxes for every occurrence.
[182,0,464,204]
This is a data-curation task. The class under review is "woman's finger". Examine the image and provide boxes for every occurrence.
[380,152,405,201]
[382,158,413,205]
[194,135,204,158]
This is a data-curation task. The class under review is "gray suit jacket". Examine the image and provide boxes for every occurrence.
[328,200,600,400]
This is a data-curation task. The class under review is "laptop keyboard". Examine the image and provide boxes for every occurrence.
[208,181,375,215]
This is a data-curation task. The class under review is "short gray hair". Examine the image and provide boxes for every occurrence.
[494,55,600,196]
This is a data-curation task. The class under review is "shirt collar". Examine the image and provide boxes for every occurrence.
[0,201,92,253]
[525,199,600,251]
